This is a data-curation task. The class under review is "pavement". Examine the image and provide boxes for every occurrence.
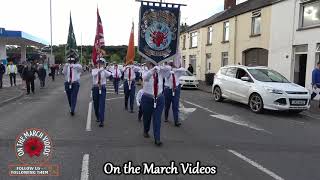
[1,76,320,179]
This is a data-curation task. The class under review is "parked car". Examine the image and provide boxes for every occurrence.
[179,70,199,89]
[212,65,311,113]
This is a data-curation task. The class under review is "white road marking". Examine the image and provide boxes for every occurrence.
[80,154,90,180]
[179,103,197,121]
[89,90,92,98]
[106,97,124,101]
[107,92,124,95]
[210,114,271,134]
[86,102,92,132]
[183,100,219,114]
[183,100,270,133]
[228,150,284,180]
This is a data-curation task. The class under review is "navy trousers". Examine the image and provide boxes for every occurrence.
[138,104,143,120]
[113,78,120,94]
[92,85,107,124]
[64,82,80,113]
[164,85,181,123]
[124,80,136,111]
[142,94,164,141]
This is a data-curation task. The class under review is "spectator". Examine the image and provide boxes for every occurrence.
[6,60,17,86]
[311,62,320,108]
[188,64,194,74]
[22,62,37,94]
[0,61,5,88]
[38,64,47,88]
[50,65,56,81]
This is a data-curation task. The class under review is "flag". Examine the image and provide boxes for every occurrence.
[66,13,79,60]
[125,22,135,65]
[92,8,105,65]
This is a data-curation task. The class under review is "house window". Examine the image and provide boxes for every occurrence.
[207,26,213,45]
[190,32,198,48]
[223,21,230,42]
[206,53,212,72]
[182,35,186,49]
[251,10,261,35]
[300,1,320,28]
[221,52,229,66]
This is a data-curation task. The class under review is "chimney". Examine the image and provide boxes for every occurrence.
[224,0,236,10]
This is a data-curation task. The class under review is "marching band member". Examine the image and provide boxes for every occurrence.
[164,61,186,127]
[123,62,141,113]
[141,61,170,146]
[111,64,122,95]
[91,58,112,127]
[63,57,82,116]
[136,88,144,122]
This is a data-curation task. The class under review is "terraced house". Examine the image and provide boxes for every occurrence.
[180,0,280,81]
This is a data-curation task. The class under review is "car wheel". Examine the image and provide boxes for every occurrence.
[249,93,264,113]
[213,86,224,102]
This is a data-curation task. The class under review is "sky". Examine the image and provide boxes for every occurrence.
[0,0,247,46]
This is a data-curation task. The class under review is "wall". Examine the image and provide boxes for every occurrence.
[269,0,320,90]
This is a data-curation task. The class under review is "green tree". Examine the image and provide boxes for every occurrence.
[110,53,121,63]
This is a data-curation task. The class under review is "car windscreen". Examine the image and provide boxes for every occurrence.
[183,71,193,76]
[248,69,290,83]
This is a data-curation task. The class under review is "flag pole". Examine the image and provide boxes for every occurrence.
[50,0,53,64]
[81,32,83,64]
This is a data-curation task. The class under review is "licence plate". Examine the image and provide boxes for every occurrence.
[291,100,306,105]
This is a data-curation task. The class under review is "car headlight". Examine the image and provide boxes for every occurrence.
[264,87,284,94]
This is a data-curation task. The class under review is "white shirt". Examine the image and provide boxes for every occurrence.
[142,66,171,97]
[123,65,141,81]
[136,89,144,107]
[110,66,122,79]
[8,65,17,74]
[63,63,82,82]
[164,67,187,88]
[91,68,112,85]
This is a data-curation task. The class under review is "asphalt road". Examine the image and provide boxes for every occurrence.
[1,73,320,180]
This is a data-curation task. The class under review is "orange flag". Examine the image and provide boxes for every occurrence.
[126,22,135,65]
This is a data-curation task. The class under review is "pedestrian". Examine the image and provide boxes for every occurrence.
[91,58,112,127]
[6,60,17,86]
[111,64,122,95]
[0,61,5,88]
[136,88,144,121]
[141,61,170,146]
[187,64,194,74]
[123,62,141,113]
[50,65,56,81]
[37,64,47,88]
[164,61,186,127]
[311,62,320,107]
[63,58,82,116]
[22,62,37,95]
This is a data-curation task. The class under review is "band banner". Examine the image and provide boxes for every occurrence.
[138,2,181,65]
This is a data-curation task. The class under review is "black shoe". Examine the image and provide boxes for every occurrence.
[143,132,150,138]
[155,140,163,146]
[70,112,75,116]
[164,119,169,122]
[26,93,30,95]
[99,123,104,127]
[175,122,181,127]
